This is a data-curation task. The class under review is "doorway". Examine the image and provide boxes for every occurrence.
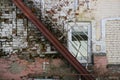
[68,22,92,64]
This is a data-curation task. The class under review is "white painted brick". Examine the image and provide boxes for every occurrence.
[106,20,120,64]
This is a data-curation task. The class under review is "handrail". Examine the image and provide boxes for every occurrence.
[12,0,95,80]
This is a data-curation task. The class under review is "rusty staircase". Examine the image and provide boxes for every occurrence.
[12,0,95,80]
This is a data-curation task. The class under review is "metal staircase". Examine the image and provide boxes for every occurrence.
[33,0,93,66]
[12,0,95,80]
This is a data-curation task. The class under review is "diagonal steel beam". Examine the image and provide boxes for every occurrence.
[12,0,95,80]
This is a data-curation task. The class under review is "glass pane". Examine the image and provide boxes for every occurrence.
[72,32,88,41]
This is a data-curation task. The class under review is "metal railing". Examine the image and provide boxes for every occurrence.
[30,0,91,64]
[12,0,95,79]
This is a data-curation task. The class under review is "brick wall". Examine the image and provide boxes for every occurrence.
[106,20,120,64]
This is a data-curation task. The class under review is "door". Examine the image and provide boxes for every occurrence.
[68,22,92,64]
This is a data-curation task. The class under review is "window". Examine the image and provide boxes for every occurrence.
[72,32,88,41]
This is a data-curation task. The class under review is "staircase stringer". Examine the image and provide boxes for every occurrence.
[12,0,95,80]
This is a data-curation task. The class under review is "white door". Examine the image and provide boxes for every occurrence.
[68,22,92,64]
